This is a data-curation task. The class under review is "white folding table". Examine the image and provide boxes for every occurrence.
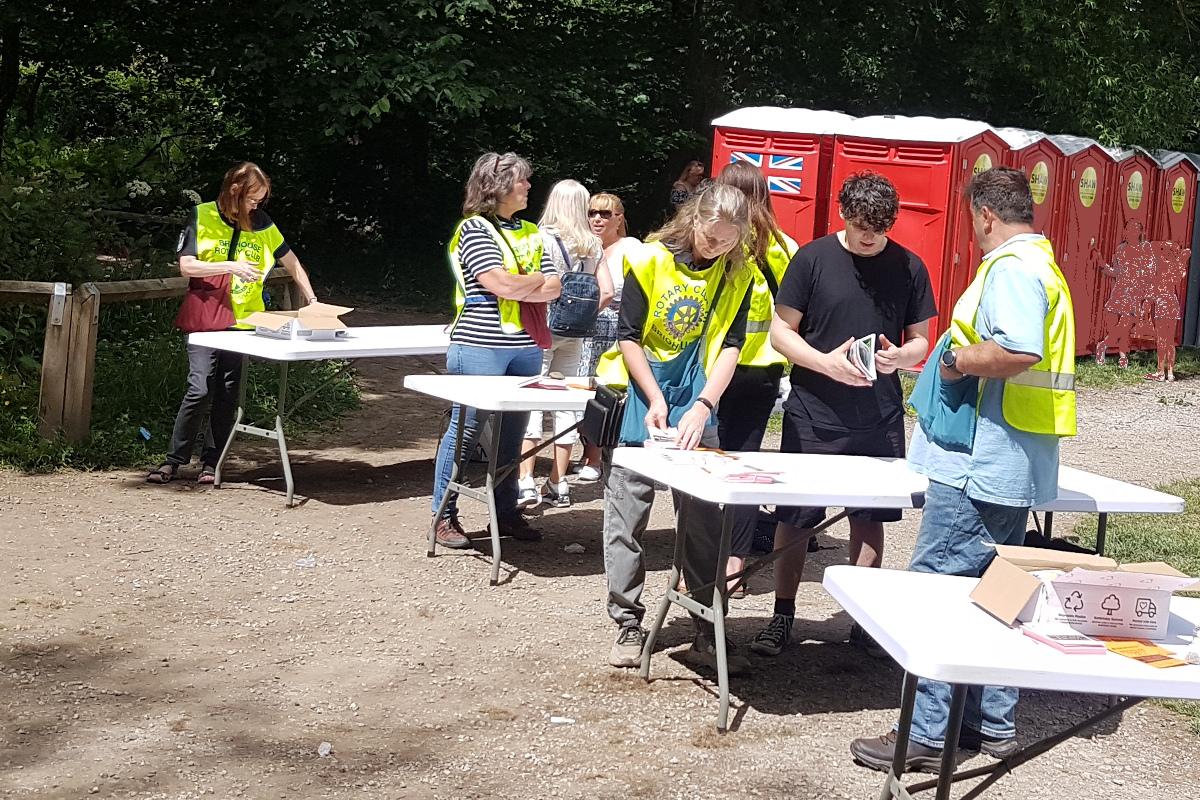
[612,448,1186,731]
[402,374,594,585]
[824,564,1200,800]
[190,325,450,506]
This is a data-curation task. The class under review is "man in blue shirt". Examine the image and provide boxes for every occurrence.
[851,167,1076,773]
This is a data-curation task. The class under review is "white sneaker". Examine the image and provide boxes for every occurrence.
[544,481,571,508]
[517,477,540,509]
[576,464,602,483]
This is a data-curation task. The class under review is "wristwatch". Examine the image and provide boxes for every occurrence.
[940,348,960,372]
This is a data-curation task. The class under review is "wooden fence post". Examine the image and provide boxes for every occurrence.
[62,283,101,443]
[37,282,74,438]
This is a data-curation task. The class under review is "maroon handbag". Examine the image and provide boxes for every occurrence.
[489,219,553,349]
[175,274,235,333]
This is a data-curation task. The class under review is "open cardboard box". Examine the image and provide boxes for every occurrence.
[242,302,353,341]
[971,545,1200,641]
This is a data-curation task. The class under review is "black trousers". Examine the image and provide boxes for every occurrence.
[166,343,243,467]
[717,363,785,557]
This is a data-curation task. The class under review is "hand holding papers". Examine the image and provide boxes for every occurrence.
[847,333,877,382]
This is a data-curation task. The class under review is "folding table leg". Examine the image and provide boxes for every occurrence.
[640,499,692,681]
[712,508,733,731]
[1095,513,1108,556]
[935,684,968,800]
[881,671,920,800]
[485,412,504,586]
[214,355,249,488]
[1043,511,1054,538]
[275,362,296,507]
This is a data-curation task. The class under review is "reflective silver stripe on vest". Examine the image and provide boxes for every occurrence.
[745,320,772,334]
[1006,370,1076,391]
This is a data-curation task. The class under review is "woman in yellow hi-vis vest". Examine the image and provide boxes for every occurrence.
[430,152,562,549]
[147,162,318,485]
[596,183,755,672]
[714,161,797,597]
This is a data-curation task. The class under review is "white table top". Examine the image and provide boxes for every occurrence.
[1035,465,1185,514]
[188,325,451,361]
[612,449,928,508]
[823,565,1200,699]
[612,448,1183,516]
[402,374,595,412]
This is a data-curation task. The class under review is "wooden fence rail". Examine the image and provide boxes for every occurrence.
[1,273,295,443]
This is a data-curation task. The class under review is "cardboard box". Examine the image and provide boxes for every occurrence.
[242,302,353,341]
[971,545,1200,641]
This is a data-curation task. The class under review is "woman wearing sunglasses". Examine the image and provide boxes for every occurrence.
[713,161,798,597]
[594,183,754,672]
[576,193,641,481]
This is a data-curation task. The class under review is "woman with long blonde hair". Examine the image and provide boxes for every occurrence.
[517,180,613,509]
[575,192,641,481]
[147,162,319,485]
[594,182,755,672]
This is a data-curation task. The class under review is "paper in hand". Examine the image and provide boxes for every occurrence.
[847,333,877,382]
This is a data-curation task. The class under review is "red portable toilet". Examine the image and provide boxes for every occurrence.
[1150,151,1200,346]
[1093,147,1161,354]
[1047,135,1118,355]
[996,127,1063,241]
[826,115,1009,337]
[710,107,855,244]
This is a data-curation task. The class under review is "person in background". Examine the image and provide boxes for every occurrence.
[851,166,1076,774]
[147,161,318,485]
[517,179,613,508]
[430,152,561,549]
[713,161,797,598]
[750,171,936,659]
[595,183,753,671]
[670,159,707,213]
[576,192,642,482]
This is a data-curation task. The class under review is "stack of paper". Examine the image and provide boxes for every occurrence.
[1021,623,1106,654]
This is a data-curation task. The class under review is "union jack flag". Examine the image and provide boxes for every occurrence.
[769,154,805,171]
[768,176,803,195]
[729,151,763,167]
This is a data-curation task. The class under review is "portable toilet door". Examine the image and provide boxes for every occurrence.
[1150,151,1200,346]
[1096,147,1160,354]
[827,115,1008,338]
[1047,135,1118,355]
[996,127,1063,241]
[710,107,855,246]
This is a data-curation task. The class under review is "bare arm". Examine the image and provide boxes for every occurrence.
[523,274,562,302]
[875,318,933,375]
[674,345,739,451]
[595,255,615,311]
[179,254,261,282]
[769,304,871,388]
[944,339,1039,380]
[619,339,667,430]
[276,250,318,304]
[476,268,546,300]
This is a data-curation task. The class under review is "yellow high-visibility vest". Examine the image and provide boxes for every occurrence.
[739,231,797,367]
[194,201,286,327]
[596,241,751,387]
[447,215,544,335]
[949,236,1076,436]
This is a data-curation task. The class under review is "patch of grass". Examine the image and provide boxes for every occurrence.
[1073,477,1200,736]
[1074,346,1200,389]
[0,300,359,472]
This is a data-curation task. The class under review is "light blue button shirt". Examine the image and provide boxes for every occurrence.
[909,234,1060,507]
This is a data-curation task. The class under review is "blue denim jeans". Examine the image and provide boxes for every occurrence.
[431,343,543,521]
[903,479,1030,749]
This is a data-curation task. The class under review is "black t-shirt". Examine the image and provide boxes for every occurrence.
[776,233,937,432]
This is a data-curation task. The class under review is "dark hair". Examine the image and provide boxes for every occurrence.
[717,161,785,268]
[967,167,1034,224]
[838,171,899,233]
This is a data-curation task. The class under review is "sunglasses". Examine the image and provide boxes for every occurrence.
[587,209,614,220]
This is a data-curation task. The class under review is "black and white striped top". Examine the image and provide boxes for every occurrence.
[452,216,557,348]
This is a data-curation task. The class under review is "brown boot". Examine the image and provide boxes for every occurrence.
[434,517,471,549]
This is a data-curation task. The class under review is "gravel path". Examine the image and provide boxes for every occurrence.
[2,312,1199,799]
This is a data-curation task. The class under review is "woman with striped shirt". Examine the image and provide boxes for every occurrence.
[431,152,561,549]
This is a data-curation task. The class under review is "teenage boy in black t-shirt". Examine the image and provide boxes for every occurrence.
[750,172,938,658]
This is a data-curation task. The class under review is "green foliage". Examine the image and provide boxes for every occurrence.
[1074,348,1200,389]
[1072,477,1200,578]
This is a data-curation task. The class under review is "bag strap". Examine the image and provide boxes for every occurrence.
[552,235,578,274]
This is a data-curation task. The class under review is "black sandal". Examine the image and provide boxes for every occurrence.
[197,465,217,485]
[146,463,178,484]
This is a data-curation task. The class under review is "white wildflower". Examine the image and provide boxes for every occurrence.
[181,189,202,204]
[125,179,152,199]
